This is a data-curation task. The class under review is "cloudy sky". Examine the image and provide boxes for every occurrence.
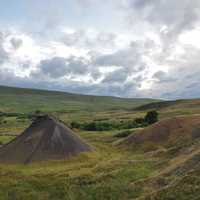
[0,0,200,99]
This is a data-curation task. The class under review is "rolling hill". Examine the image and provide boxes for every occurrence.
[134,98,200,112]
[1,85,200,199]
[134,98,200,120]
[119,115,200,153]
[0,85,159,113]
[0,85,160,134]
[118,115,200,199]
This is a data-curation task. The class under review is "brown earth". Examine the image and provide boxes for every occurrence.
[123,115,200,199]
[0,115,92,164]
[119,115,200,152]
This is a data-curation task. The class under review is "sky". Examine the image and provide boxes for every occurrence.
[0,0,200,99]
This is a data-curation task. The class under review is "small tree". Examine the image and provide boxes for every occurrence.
[144,110,158,125]
[71,121,80,129]
[35,110,42,115]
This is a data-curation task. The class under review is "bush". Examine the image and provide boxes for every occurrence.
[82,122,97,131]
[135,118,145,124]
[71,120,146,132]
[95,122,112,131]
[35,110,42,115]
[71,121,81,129]
[144,110,158,125]
[71,110,158,132]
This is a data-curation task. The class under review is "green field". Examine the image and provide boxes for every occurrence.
[1,85,200,200]
[0,85,159,135]
[0,85,159,114]
[0,130,157,200]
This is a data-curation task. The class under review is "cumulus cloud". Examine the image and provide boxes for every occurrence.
[94,42,147,73]
[102,68,129,84]
[127,0,200,32]
[34,57,68,78]
[0,32,9,64]
[61,29,117,51]
[31,56,91,79]
[152,71,176,83]
[0,1,200,99]
[129,0,200,56]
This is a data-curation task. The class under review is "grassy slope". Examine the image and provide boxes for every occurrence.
[0,85,158,113]
[1,128,200,200]
[1,86,200,199]
[134,99,200,123]
[0,85,159,135]
[0,130,157,200]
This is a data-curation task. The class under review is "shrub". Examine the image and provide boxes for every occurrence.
[72,120,144,131]
[144,110,158,125]
[71,121,81,129]
[70,110,158,132]
[35,110,42,115]
[135,118,145,124]
[82,122,97,131]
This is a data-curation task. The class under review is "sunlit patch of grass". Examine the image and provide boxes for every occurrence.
[0,128,157,200]
[0,136,15,145]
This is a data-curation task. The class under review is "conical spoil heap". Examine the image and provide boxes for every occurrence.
[0,115,92,164]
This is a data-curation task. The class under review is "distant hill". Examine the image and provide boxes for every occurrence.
[0,85,159,114]
[134,100,179,111]
[134,99,200,111]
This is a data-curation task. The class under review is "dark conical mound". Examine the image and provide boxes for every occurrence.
[119,115,200,151]
[0,115,92,164]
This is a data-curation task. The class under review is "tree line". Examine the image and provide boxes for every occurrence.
[71,110,158,131]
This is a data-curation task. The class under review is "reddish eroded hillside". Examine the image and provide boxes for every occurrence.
[119,115,200,152]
